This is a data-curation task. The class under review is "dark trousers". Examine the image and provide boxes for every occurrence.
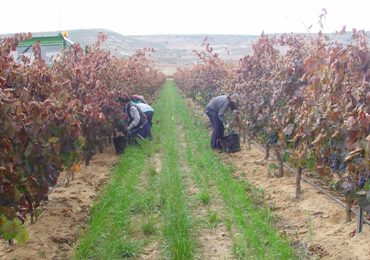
[145,111,154,127]
[206,109,224,149]
[130,121,151,140]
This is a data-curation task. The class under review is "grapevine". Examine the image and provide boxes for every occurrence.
[0,33,165,242]
[174,30,369,218]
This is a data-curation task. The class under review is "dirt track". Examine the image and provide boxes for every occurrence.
[2,96,369,259]
[220,143,370,260]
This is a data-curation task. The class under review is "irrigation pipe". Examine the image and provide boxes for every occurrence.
[251,141,370,226]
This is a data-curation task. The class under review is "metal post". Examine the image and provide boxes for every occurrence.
[356,191,367,234]
[356,206,363,234]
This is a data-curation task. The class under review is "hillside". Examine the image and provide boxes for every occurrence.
[2,29,369,75]
[1,29,258,74]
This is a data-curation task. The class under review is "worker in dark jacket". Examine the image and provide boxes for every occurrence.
[205,94,240,150]
[118,94,151,140]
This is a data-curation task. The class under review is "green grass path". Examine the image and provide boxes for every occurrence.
[74,80,297,259]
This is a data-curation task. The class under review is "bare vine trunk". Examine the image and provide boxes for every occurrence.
[274,146,284,177]
[264,144,270,160]
[345,194,352,222]
[296,166,303,198]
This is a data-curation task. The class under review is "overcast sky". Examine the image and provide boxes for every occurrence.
[1,0,369,35]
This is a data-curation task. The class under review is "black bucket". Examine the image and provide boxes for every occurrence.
[113,136,127,154]
[220,134,241,153]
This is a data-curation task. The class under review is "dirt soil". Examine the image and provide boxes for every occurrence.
[137,152,163,260]
[2,95,369,259]
[220,144,370,260]
[177,126,235,260]
[184,97,370,260]
[0,146,119,260]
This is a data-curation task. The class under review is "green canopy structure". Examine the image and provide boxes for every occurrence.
[13,33,74,65]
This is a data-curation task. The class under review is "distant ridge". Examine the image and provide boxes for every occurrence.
[2,28,369,75]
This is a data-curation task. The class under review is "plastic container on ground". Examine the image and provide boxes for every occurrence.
[220,133,241,153]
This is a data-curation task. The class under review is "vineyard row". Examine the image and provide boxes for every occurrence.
[0,33,165,241]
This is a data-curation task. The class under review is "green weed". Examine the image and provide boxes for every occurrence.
[198,191,211,205]
[208,211,220,229]
[142,217,157,236]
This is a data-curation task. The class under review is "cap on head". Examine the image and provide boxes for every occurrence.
[117,94,130,103]
[228,94,240,111]
[229,93,240,104]
[131,94,147,104]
